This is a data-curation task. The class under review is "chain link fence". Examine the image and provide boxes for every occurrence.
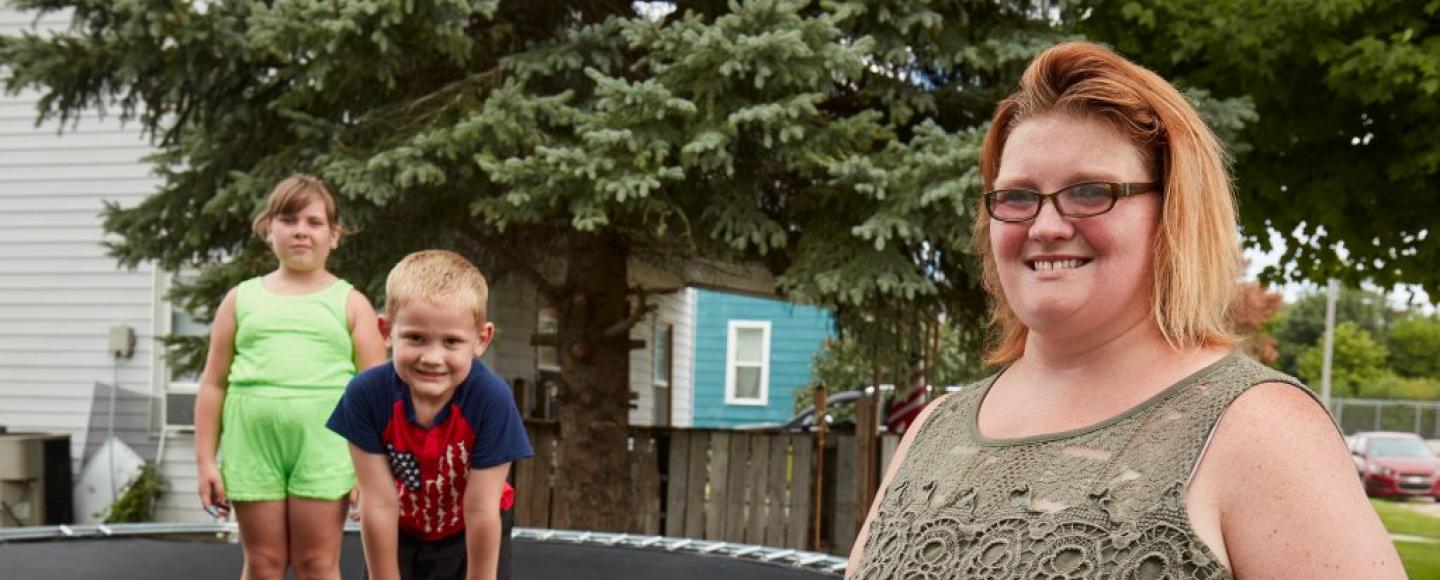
[1331,398,1440,438]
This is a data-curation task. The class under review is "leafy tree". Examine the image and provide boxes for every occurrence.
[0,0,1066,530]
[802,310,991,414]
[1297,322,1389,398]
[1269,286,1397,376]
[1363,372,1440,400]
[1227,281,1284,365]
[1078,0,1440,297]
[1387,315,1440,379]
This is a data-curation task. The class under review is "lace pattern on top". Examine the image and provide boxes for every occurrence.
[852,353,1308,580]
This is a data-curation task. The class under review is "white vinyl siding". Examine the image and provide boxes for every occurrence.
[483,275,540,384]
[628,289,691,426]
[1,5,165,475]
[724,320,770,406]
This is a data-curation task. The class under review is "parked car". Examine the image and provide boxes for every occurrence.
[734,390,872,433]
[1349,431,1440,501]
[734,384,969,433]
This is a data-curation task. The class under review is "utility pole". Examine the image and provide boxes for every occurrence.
[1320,278,1340,409]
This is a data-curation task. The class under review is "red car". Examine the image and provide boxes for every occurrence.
[1349,431,1440,501]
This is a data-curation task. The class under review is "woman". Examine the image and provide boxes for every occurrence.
[847,42,1402,579]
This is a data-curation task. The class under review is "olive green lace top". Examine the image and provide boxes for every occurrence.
[852,352,1312,580]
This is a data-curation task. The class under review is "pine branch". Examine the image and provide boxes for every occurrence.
[458,221,565,302]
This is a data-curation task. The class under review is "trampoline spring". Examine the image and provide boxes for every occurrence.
[665,538,693,551]
[97,525,114,536]
[604,533,628,545]
[697,542,727,554]
[58,525,75,537]
[760,549,796,562]
[731,546,762,558]
[636,536,663,548]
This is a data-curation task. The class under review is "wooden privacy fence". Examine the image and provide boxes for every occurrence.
[511,422,899,554]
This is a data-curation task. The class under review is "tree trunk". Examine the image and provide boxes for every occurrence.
[551,232,635,531]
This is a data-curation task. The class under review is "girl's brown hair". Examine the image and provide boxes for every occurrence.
[975,41,1239,365]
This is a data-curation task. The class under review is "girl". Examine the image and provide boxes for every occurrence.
[195,174,387,580]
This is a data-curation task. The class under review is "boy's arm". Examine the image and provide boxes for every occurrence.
[463,462,511,580]
[351,444,403,580]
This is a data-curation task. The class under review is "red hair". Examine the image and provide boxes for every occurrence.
[975,42,1239,365]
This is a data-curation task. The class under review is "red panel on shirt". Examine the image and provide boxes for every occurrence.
[382,400,516,540]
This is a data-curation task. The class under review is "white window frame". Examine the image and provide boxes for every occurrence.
[724,320,771,406]
[159,270,206,432]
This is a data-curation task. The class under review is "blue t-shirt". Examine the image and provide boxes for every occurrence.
[327,358,533,540]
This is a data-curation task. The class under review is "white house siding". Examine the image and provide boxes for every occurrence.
[1,5,165,483]
[626,289,691,427]
[678,288,695,426]
[483,274,540,385]
[151,431,205,522]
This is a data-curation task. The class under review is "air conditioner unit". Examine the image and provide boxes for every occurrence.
[164,382,199,430]
[0,432,73,527]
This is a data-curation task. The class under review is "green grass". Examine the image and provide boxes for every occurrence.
[1372,499,1440,580]
[1372,499,1440,538]
[1396,542,1440,580]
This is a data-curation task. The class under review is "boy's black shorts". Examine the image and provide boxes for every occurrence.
[389,507,514,580]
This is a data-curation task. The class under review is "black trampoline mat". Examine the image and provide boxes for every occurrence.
[0,536,838,579]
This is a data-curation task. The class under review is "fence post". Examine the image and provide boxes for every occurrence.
[855,390,875,536]
[812,387,827,552]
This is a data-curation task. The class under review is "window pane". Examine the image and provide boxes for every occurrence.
[654,325,671,385]
[734,366,761,400]
[735,327,764,363]
[169,275,209,383]
[536,307,560,371]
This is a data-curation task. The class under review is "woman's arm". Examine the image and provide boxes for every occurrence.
[347,289,387,371]
[352,444,403,580]
[463,463,510,580]
[846,394,950,578]
[1197,382,1404,579]
[194,288,238,516]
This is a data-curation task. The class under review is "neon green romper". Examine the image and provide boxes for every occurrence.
[220,277,358,501]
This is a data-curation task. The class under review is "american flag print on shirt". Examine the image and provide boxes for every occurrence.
[383,400,480,540]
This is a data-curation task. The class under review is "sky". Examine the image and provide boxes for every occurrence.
[1243,233,1434,313]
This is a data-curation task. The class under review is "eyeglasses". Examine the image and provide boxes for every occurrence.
[982,181,1157,222]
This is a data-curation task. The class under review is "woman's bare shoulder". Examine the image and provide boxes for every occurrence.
[1200,381,1404,579]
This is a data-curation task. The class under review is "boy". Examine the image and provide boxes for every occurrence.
[328,250,532,580]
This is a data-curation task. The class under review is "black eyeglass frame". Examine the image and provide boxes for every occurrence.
[982,181,1158,222]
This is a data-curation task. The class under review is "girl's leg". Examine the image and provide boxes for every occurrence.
[234,500,289,580]
[287,496,348,580]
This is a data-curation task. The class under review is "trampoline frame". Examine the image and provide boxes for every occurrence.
[0,523,848,576]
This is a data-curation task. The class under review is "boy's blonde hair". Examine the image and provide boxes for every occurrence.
[975,41,1240,365]
[252,174,344,238]
[385,250,490,330]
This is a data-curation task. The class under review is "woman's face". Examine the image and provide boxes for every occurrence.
[989,113,1160,343]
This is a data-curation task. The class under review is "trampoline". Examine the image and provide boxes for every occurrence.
[0,523,846,579]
